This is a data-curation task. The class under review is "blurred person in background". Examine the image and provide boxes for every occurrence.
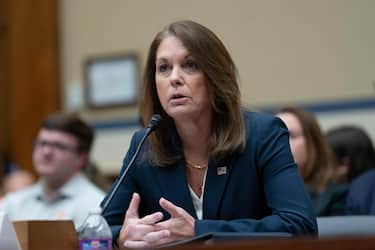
[326,125,375,215]
[277,107,347,216]
[3,169,35,193]
[0,158,34,197]
[0,112,105,228]
[346,168,375,215]
[325,125,375,184]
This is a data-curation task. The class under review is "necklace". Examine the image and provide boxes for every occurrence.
[185,160,208,170]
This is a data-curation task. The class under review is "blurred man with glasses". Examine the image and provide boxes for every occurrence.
[0,113,105,228]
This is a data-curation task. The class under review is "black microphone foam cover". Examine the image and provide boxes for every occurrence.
[147,114,162,130]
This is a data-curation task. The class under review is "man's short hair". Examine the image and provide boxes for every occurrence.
[40,113,94,154]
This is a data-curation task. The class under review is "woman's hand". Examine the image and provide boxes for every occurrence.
[117,193,170,249]
[154,198,195,242]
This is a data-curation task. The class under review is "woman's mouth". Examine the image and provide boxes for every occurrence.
[170,94,189,105]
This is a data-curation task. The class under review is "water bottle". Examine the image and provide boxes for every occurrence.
[78,208,112,250]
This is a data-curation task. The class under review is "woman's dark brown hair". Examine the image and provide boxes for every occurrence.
[140,20,245,166]
[278,107,334,193]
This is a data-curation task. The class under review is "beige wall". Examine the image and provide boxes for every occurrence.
[59,0,375,173]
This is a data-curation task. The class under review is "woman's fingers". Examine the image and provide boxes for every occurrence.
[119,193,142,247]
[125,192,141,219]
[159,197,184,218]
[120,196,194,248]
[118,194,174,249]
[143,229,171,243]
[123,212,165,241]
[123,240,149,249]
[156,197,195,239]
[125,223,155,240]
[139,211,163,225]
[124,230,171,249]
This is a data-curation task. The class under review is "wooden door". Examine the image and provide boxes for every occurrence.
[0,0,60,174]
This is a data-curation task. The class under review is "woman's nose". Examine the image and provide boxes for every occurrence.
[170,66,183,87]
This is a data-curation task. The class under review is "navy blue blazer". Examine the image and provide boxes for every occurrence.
[347,169,375,215]
[101,112,317,241]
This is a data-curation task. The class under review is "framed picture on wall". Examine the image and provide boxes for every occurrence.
[84,53,139,109]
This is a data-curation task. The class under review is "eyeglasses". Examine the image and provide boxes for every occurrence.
[33,139,78,152]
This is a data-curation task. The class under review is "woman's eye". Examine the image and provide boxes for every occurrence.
[184,60,198,72]
[158,64,170,73]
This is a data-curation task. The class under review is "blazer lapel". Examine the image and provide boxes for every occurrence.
[156,161,197,219]
[203,159,233,219]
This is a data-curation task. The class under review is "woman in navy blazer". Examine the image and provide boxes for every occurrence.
[102,20,317,249]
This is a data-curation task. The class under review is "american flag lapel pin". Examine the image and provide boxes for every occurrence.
[217,166,227,175]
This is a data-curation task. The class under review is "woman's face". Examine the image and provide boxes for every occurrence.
[277,112,307,176]
[155,36,211,121]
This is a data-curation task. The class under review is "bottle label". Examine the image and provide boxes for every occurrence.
[79,238,112,250]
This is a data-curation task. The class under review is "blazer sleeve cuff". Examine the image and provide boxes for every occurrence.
[195,219,219,235]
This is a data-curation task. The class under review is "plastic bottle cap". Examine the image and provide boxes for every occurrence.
[88,207,102,214]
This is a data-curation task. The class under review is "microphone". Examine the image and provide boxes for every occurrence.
[146,114,162,133]
[101,114,162,214]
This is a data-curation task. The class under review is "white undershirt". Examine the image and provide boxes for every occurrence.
[188,169,207,220]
